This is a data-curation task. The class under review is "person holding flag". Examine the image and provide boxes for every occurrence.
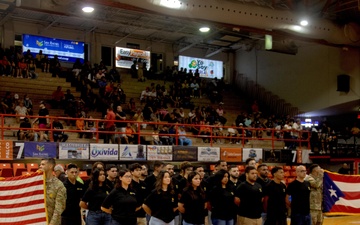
[305,164,324,225]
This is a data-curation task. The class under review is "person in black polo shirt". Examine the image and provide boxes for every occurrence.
[144,161,164,190]
[263,166,287,225]
[130,163,148,225]
[105,165,118,190]
[80,168,112,225]
[256,164,270,224]
[238,158,256,182]
[208,169,236,225]
[235,166,263,225]
[61,164,84,225]
[178,171,207,225]
[286,165,311,225]
[143,170,178,225]
[102,169,138,225]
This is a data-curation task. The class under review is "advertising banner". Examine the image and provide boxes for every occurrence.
[24,142,57,158]
[179,55,223,79]
[242,148,263,162]
[173,146,197,161]
[220,147,242,162]
[119,145,146,161]
[59,143,89,159]
[263,149,281,163]
[198,147,220,162]
[90,144,119,160]
[147,145,173,161]
[115,47,150,70]
[13,141,25,159]
[0,140,13,160]
[22,34,84,63]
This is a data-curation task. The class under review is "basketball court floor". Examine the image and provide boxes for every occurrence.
[323,215,360,224]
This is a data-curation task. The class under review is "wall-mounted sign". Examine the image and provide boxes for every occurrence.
[59,143,89,159]
[90,144,119,160]
[198,147,220,162]
[220,147,242,162]
[179,55,223,79]
[242,148,263,162]
[173,146,197,161]
[24,142,57,158]
[115,47,150,70]
[119,145,146,161]
[147,145,173,161]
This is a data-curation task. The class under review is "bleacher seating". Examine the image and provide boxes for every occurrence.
[13,163,27,176]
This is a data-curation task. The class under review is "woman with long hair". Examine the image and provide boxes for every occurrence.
[207,169,236,225]
[143,170,178,225]
[101,169,138,225]
[178,171,207,225]
[80,168,112,225]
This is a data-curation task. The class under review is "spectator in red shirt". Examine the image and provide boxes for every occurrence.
[104,107,116,143]
[51,86,65,109]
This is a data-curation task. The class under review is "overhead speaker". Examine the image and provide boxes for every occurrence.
[337,74,350,92]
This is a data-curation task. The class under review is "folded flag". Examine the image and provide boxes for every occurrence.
[0,172,47,225]
[324,171,360,215]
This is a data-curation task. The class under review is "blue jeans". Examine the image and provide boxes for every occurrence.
[291,213,311,225]
[211,218,233,225]
[179,138,192,146]
[86,210,112,225]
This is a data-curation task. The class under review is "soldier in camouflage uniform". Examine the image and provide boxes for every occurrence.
[40,158,67,225]
[305,164,324,225]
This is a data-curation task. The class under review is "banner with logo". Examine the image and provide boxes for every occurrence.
[173,146,197,161]
[220,147,242,162]
[24,142,57,158]
[59,143,89,159]
[242,148,263,162]
[263,149,281,163]
[0,140,13,160]
[198,147,220,162]
[147,145,173,161]
[119,145,146,161]
[90,144,119,160]
[13,141,25,159]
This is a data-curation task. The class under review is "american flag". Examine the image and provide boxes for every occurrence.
[324,171,360,215]
[0,172,47,225]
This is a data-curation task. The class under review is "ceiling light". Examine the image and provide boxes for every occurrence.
[82,6,94,13]
[199,27,210,32]
[160,0,182,9]
[300,20,308,26]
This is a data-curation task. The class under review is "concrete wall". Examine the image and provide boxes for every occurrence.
[235,42,360,113]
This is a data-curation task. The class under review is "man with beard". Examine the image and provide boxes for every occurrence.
[239,158,256,182]
[235,166,264,225]
[228,165,240,191]
[256,164,271,225]
[263,167,287,225]
[130,163,148,225]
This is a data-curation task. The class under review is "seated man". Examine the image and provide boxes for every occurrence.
[178,126,192,146]
[51,86,65,109]
[159,125,172,145]
[52,118,68,142]
[18,117,34,141]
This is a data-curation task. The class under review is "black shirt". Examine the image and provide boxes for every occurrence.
[227,179,241,192]
[105,178,116,190]
[256,177,271,189]
[235,181,264,219]
[144,189,178,223]
[131,179,148,217]
[286,180,311,215]
[82,185,111,212]
[264,180,287,219]
[102,187,137,225]
[61,179,84,217]
[115,111,127,128]
[144,174,157,191]
[38,108,49,124]
[208,186,236,220]
[179,187,206,224]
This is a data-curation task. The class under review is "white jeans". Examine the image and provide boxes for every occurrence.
[149,216,174,225]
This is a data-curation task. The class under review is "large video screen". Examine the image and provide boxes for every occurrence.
[115,47,150,70]
[22,34,84,63]
[179,55,223,79]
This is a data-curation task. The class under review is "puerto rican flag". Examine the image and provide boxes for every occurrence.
[324,171,360,215]
[0,172,47,224]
